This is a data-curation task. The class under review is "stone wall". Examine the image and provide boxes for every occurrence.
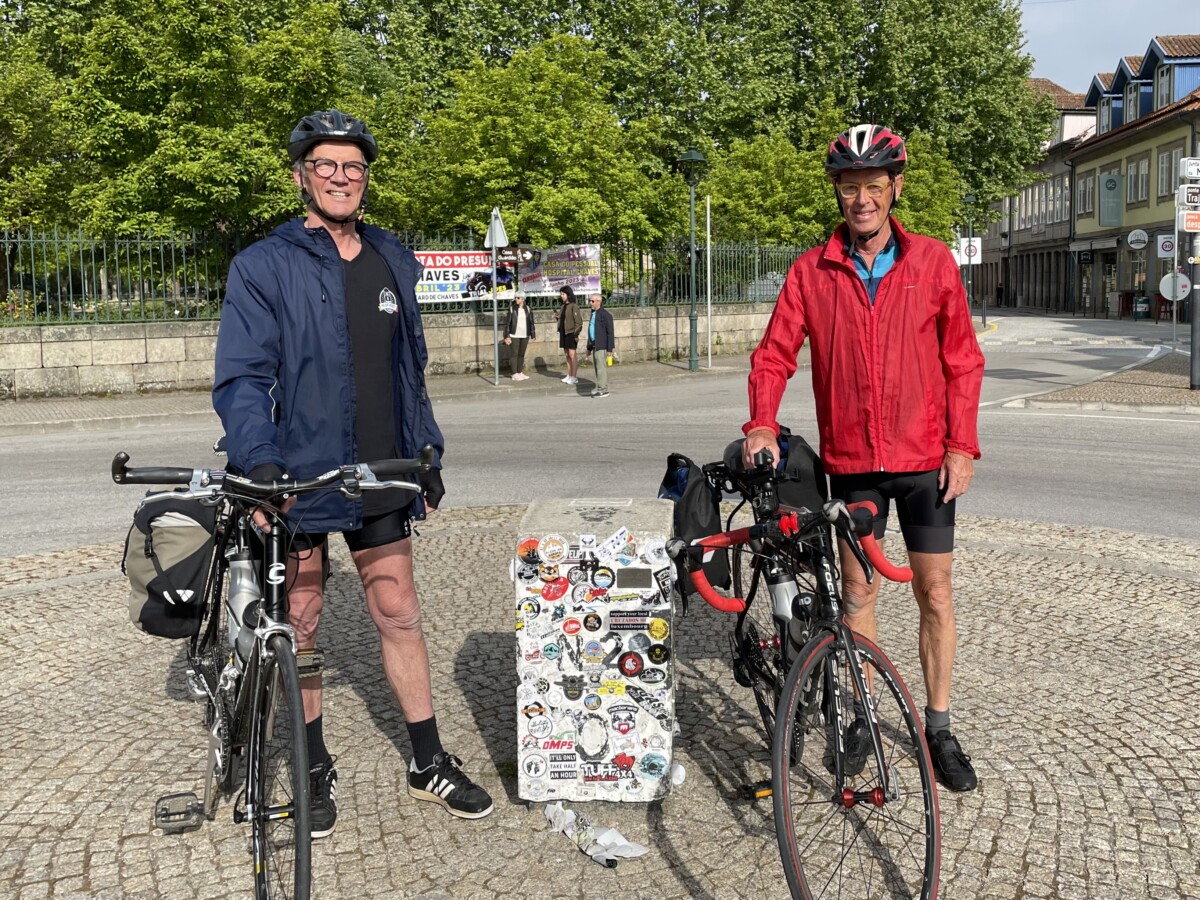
[0,302,773,399]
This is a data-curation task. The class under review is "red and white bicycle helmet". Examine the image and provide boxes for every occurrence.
[825,124,908,176]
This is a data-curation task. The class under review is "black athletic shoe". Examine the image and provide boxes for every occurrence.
[926,729,978,792]
[309,758,338,838]
[407,752,494,819]
[825,718,873,778]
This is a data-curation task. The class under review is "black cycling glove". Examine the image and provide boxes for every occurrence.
[420,468,445,511]
[247,463,287,482]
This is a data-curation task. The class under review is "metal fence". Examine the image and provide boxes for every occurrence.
[1,229,803,325]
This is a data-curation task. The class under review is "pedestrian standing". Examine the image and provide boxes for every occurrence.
[555,285,582,384]
[213,110,494,838]
[503,295,535,381]
[742,124,985,792]
[585,293,614,398]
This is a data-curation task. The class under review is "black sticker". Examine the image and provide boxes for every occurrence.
[647,644,670,664]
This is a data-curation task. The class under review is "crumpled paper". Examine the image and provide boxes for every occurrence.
[544,801,650,868]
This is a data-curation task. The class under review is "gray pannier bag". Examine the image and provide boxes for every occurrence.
[122,494,218,638]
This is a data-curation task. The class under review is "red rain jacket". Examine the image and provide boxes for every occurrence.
[745,218,984,475]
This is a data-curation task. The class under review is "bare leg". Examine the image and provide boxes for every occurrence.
[286,544,326,724]
[352,538,435,722]
[906,551,956,711]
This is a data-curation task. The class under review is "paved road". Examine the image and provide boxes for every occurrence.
[3,314,1200,898]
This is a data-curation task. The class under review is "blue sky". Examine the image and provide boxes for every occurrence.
[1020,0,1200,94]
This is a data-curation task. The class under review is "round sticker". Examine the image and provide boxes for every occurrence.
[539,534,569,564]
[527,714,553,739]
[583,693,602,710]
[628,633,651,652]
[572,584,591,604]
[647,644,670,664]
[583,612,603,632]
[522,701,547,718]
[562,618,582,636]
[517,537,540,563]
[640,752,668,779]
[520,598,541,620]
[567,566,588,585]
[541,577,570,601]
[618,651,644,677]
[648,617,670,641]
[593,567,616,589]
[522,754,548,778]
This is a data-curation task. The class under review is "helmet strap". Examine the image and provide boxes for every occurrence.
[299,171,367,226]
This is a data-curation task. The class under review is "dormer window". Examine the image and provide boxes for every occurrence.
[1155,64,1171,109]
[1099,98,1111,133]
[1125,83,1138,119]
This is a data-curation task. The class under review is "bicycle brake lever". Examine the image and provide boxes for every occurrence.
[824,501,877,584]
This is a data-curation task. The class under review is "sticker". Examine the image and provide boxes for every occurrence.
[522,701,548,718]
[613,752,637,773]
[653,567,673,598]
[538,534,569,563]
[541,577,569,601]
[517,537,540,563]
[567,566,588,585]
[583,612,603,632]
[562,618,582,636]
[571,584,591,604]
[609,703,639,735]
[647,644,671,664]
[539,563,559,582]
[543,642,561,661]
[520,598,541,620]
[516,562,540,585]
[640,667,666,684]
[618,651,644,678]
[522,754,549,778]
[648,618,670,641]
[625,684,671,723]
[546,688,564,707]
[535,678,550,694]
[592,567,616,589]
[522,779,549,801]
[627,633,651,652]
[527,715,553,739]
[583,693,602,710]
[596,527,630,561]
[579,534,597,551]
[560,675,585,700]
[640,752,668,779]
[609,610,649,631]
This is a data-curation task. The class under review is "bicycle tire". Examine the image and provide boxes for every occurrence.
[772,632,940,900]
[249,634,311,900]
[731,543,783,745]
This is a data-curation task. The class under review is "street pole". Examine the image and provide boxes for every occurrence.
[688,180,698,372]
[491,243,499,386]
[705,194,712,369]
[1191,230,1199,390]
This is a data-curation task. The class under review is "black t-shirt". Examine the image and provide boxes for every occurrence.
[344,241,404,516]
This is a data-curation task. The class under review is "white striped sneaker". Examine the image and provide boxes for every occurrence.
[407,752,494,819]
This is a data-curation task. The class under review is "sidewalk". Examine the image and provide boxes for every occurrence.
[3,317,1199,435]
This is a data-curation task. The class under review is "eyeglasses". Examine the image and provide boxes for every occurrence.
[836,179,892,200]
[303,158,369,182]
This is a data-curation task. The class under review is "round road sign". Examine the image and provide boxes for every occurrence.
[1160,273,1191,302]
[1127,229,1149,250]
[965,242,978,258]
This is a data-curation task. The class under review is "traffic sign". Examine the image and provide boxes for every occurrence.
[1158,235,1175,258]
[1126,228,1149,250]
[955,237,981,266]
[1179,184,1200,207]
[1180,209,1200,233]
[1160,273,1191,302]
[1182,157,1200,180]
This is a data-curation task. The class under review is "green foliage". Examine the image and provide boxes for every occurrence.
[0,0,1053,243]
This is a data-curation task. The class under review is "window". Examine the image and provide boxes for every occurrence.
[1125,153,1150,206]
[1099,99,1111,134]
[1159,149,1172,197]
[1155,65,1171,110]
[1076,170,1095,218]
[1172,147,1183,192]
[1063,174,1072,221]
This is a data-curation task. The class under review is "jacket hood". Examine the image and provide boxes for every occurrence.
[269,218,423,282]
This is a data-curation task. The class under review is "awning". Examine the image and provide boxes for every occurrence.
[1068,237,1120,252]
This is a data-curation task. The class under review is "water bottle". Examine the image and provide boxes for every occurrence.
[765,563,805,666]
[225,551,261,665]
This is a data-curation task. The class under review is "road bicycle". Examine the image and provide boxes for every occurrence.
[670,440,940,899]
[113,446,434,900]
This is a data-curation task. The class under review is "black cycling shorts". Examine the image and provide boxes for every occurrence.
[828,469,955,554]
[290,508,413,555]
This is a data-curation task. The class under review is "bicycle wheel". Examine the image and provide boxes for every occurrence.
[773,632,939,899]
[731,543,784,745]
[248,634,311,900]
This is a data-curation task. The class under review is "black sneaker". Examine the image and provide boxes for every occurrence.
[407,752,494,819]
[842,718,874,777]
[309,758,338,838]
[926,729,978,792]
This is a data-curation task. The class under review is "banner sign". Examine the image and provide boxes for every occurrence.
[1098,173,1122,227]
[519,244,602,297]
[415,251,515,302]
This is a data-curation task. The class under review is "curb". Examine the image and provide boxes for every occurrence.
[1003,397,1200,414]
[0,409,220,437]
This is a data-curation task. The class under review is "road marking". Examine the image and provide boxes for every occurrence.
[982,409,1200,425]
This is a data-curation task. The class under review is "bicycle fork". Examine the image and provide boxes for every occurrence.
[829,623,894,808]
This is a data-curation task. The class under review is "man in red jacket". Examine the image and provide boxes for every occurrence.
[742,124,985,792]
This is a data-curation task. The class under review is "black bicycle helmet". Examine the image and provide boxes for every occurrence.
[287,109,378,163]
[825,124,908,176]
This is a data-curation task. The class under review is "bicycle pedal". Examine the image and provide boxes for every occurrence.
[154,792,204,832]
[296,649,324,678]
[739,780,773,800]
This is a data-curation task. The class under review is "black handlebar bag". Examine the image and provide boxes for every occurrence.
[122,494,218,639]
[775,426,829,512]
[658,452,731,596]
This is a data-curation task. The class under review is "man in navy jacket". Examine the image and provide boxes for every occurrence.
[214,110,493,836]
[585,293,615,398]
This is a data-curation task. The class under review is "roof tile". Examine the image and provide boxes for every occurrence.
[1156,35,1200,58]
[1030,78,1091,110]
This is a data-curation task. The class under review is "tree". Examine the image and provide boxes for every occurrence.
[389,36,675,245]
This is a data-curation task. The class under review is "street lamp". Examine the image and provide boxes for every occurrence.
[679,147,706,372]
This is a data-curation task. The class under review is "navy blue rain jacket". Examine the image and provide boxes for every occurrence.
[213,219,444,532]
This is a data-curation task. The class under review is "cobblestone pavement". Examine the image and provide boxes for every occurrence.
[4,507,1199,898]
